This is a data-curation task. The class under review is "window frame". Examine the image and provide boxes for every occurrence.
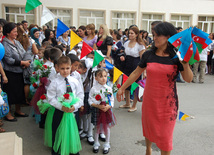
[111,11,137,30]
[46,7,73,29]
[197,15,214,33]
[141,12,164,34]
[170,14,192,30]
[78,9,106,29]
[2,4,37,25]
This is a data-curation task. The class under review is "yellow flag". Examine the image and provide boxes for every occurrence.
[113,67,123,83]
[70,30,82,50]
[181,114,190,121]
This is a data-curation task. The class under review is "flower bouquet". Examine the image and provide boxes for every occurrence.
[30,64,51,115]
[36,94,55,148]
[53,92,82,155]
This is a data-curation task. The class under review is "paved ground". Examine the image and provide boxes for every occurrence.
[2,74,214,155]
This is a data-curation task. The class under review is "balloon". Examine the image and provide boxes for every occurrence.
[0,43,5,61]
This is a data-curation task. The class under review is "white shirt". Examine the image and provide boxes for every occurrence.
[88,83,114,107]
[200,45,211,61]
[71,71,84,106]
[124,40,145,57]
[47,75,84,112]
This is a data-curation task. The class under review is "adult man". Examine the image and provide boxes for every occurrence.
[21,20,28,34]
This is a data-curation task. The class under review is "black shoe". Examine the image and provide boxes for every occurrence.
[87,136,94,145]
[14,112,29,117]
[4,117,17,122]
[99,134,106,142]
[103,148,110,154]
[93,147,99,153]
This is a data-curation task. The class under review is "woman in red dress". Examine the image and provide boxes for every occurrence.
[117,22,193,155]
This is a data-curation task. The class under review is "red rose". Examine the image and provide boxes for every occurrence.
[63,94,70,100]
[43,65,48,69]
[40,94,46,100]
[95,94,101,101]
[33,83,38,88]
[117,84,121,88]
[33,71,36,74]
[113,42,116,44]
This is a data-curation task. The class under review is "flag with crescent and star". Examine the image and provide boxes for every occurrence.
[168,27,212,65]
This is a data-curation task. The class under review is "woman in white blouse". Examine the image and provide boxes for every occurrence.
[119,26,146,112]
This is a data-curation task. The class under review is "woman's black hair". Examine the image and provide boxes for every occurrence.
[0,18,8,26]
[113,30,121,40]
[45,29,52,39]
[3,22,16,36]
[152,22,177,57]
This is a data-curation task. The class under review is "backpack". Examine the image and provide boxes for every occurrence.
[0,91,9,119]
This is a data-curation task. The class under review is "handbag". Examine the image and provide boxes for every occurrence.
[0,91,9,119]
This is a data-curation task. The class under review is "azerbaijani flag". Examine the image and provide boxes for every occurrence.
[191,27,212,53]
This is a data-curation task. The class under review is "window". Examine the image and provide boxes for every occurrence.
[170,15,191,30]
[5,6,35,24]
[46,9,72,29]
[198,16,214,33]
[112,12,135,30]
[142,13,163,34]
[79,10,104,29]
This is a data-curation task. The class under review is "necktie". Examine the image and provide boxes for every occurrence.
[65,77,72,93]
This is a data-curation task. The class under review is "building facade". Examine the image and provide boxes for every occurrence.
[1,0,214,34]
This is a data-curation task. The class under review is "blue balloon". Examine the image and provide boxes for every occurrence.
[0,43,5,61]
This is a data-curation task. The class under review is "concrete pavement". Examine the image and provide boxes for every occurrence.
[2,74,214,155]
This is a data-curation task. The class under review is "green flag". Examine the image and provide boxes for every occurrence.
[130,82,139,95]
[92,50,104,68]
[25,0,42,13]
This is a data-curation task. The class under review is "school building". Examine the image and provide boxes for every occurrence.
[1,0,214,34]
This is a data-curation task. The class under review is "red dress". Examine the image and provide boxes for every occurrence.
[138,50,183,151]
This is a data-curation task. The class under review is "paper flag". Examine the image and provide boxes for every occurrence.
[92,50,104,68]
[179,111,190,121]
[56,19,69,38]
[80,42,93,59]
[113,67,123,83]
[41,5,56,26]
[25,0,42,13]
[130,82,139,95]
[138,86,144,99]
[70,30,82,50]
[122,74,128,85]
[104,59,114,70]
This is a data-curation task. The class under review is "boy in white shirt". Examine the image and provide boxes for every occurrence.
[47,56,84,155]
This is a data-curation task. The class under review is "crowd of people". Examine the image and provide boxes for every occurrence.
[0,17,213,155]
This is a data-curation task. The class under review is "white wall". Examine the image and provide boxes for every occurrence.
[1,0,214,28]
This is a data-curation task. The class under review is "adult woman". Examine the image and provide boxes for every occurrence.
[95,24,113,57]
[42,29,57,47]
[83,24,97,49]
[111,30,122,64]
[30,27,41,48]
[143,31,151,46]
[57,30,70,47]
[77,25,86,39]
[117,22,193,155]
[119,26,145,112]
[17,26,38,104]
[2,22,30,121]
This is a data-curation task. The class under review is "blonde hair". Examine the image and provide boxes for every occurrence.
[86,23,95,37]
[99,24,110,40]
